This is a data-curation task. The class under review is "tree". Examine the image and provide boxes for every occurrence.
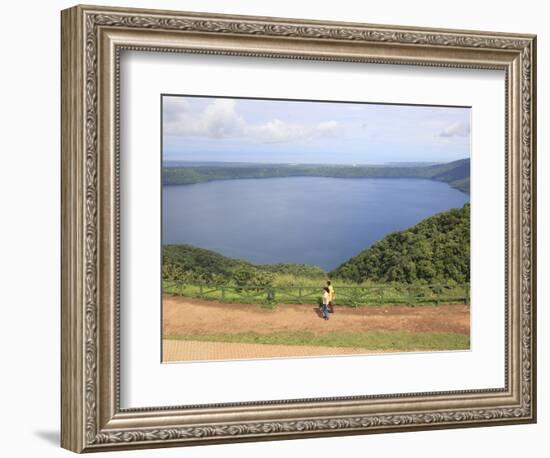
[331,204,470,284]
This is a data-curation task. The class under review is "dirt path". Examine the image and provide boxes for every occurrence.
[163,294,470,337]
[163,340,391,362]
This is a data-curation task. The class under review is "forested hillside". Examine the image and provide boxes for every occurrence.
[163,244,326,285]
[162,158,470,192]
[331,204,470,284]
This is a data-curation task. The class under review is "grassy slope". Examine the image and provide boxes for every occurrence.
[163,281,469,306]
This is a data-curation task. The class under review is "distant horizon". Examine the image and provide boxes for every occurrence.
[163,95,471,164]
[162,157,469,167]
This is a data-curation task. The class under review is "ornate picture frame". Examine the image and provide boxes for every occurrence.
[61,4,536,453]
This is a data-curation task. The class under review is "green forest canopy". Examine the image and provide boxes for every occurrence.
[330,203,470,284]
[162,243,325,285]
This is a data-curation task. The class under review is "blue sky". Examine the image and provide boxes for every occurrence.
[162,95,470,164]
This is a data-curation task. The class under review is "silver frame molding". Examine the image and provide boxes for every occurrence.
[61,4,537,453]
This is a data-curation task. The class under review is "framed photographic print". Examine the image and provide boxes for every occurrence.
[61,4,537,453]
[160,95,472,363]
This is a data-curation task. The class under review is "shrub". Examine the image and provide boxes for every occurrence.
[233,266,274,291]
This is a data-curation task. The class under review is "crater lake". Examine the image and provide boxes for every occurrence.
[162,177,470,271]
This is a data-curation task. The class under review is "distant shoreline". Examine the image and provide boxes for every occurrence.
[163,175,469,195]
[161,159,470,193]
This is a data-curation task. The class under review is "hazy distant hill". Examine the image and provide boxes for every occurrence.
[162,158,470,193]
[429,159,470,193]
[330,204,470,284]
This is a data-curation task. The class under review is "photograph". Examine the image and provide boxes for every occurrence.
[161,95,471,362]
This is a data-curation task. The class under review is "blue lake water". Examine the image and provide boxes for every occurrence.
[162,177,470,271]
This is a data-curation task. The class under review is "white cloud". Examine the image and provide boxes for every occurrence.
[251,119,341,144]
[251,119,307,144]
[164,98,246,138]
[163,97,192,122]
[164,98,342,144]
[317,120,340,134]
[438,121,470,138]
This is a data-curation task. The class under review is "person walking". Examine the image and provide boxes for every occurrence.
[327,280,335,314]
[321,287,330,320]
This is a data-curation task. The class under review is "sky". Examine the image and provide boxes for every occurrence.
[162,95,471,165]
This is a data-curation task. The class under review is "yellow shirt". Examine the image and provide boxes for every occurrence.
[328,285,335,302]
